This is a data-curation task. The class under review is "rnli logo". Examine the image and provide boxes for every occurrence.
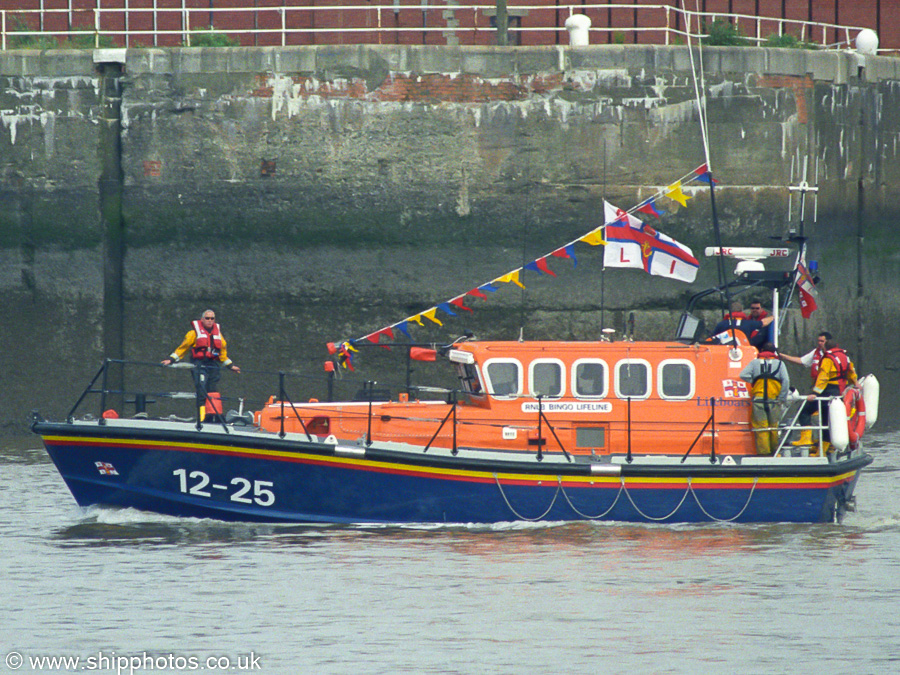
[95,461,119,476]
[722,379,750,399]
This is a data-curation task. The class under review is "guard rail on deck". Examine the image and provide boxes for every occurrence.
[60,358,849,465]
[0,2,876,52]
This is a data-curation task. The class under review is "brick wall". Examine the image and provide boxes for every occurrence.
[0,1,895,50]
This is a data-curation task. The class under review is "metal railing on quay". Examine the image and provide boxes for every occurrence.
[0,2,876,52]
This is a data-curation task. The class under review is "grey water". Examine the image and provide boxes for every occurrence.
[2,433,900,675]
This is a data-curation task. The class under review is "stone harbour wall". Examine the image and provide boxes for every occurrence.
[2,44,900,436]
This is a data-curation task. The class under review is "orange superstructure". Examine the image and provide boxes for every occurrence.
[257,337,761,458]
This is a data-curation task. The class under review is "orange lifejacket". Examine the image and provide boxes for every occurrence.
[823,347,852,393]
[724,311,748,321]
[809,348,824,381]
[190,320,224,362]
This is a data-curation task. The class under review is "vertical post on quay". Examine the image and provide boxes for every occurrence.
[496,0,508,45]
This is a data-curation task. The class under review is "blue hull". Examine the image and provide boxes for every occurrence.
[35,422,871,525]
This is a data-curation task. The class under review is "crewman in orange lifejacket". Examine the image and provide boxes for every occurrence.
[722,300,748,322]
[780,331,832,445]
[747,301,770,321]
[739,342,791,455]
[161,309,240,420]
[795,339,857,451]
[780,331,831,383]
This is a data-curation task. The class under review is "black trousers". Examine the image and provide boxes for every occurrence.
[191,361,221,405]
[798,384,841,440]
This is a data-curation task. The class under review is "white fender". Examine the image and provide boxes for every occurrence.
[860,374,880,429]
[829,397,850,451]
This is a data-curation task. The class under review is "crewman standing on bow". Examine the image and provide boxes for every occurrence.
[161,309,240,420]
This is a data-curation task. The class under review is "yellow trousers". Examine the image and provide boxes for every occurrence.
[751,398,783,455]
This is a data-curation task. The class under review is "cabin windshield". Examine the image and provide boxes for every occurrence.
[455,362,483,396]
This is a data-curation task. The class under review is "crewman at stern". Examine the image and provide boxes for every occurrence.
[739,342,791,455]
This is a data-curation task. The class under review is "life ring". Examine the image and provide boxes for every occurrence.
[844,387,866,449]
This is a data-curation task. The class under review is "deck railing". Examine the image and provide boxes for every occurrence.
[0,2,875,52]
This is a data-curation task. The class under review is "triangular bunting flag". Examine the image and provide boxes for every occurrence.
[534,257,556,277]
[693,163,718,184]
[551,245,577,267]
[422,308,443,326]
[395,321,412,338]
[579,230,607,246]
[437,302,457,317]
[497,270,525,289]
[665,181,690,207]
[637,199,665,218]
[450,297,474,312]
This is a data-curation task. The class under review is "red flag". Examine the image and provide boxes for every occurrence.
[795,263,818,318]
[450,297,474,312]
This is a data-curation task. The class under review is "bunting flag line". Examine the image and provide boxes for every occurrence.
[338,163,714,348]
[602,201,699,283]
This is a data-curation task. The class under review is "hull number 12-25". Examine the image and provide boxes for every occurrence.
[173,469,275,506]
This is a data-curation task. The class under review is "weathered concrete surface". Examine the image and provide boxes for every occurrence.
[2,44,899,436]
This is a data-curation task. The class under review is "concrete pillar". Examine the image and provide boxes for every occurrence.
[96,50,126,406]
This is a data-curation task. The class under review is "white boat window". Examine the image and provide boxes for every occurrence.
[615,359,651,399]
[573,359,608,398]
[484,359,522,398]
[659,360,694,399]
[529,359,565,398]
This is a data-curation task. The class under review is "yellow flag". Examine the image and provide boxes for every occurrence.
[497,270,525,289]
[579,230,607,246]
[422,308,443,326]
[665,181,690,207]
[409,314,424,326]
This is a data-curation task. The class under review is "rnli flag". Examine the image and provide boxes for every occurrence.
[795,263,818,318]
[602,201,699,283]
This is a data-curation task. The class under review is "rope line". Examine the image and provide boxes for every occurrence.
[689,476,759,522]
[621,478,692,522]
[493,473,561,522]
[496,473,760,524]
[558,479,624,520]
